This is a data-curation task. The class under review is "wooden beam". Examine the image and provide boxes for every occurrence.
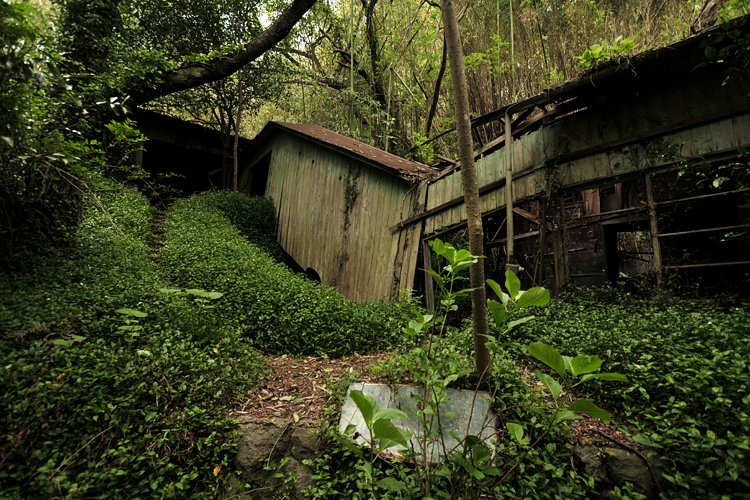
[513,206,554,231]
[658,224,749,238]
[644,173,663,288]
[487,230,540,246]
[656,187,750,206]
[567,206,640,222]
[390,176,513,232]
[666,260,750,269]
[422,239,435,312]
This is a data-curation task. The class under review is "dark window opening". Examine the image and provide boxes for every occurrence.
[243,152,271,196]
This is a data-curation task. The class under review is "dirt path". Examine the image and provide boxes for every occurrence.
[232,352,640,449]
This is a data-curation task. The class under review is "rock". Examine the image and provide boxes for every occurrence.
[572,444,664,500]
[222,416,319,500]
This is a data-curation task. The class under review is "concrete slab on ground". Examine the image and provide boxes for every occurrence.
[339,382,497,462]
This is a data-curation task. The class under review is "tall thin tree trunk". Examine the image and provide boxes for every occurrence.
[233,75,244,192]
[424,37,447,138]
[441,0,491,375]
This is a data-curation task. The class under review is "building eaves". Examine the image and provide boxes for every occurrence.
[255,122,433,181]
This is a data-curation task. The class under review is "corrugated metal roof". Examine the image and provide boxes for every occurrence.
[258,122,434,181]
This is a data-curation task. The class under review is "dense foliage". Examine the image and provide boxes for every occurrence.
[0,181,267,499]
[310,335,597,500]
[160,191,414,356]
[502,291,750,499]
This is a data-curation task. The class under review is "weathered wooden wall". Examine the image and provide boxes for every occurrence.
[244,132,425,301]
[424,60,750,236]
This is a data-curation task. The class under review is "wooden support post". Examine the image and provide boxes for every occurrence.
[553,231,564,293]
[552,191,568,294]
[644,173,663,288]
[538,197,547,286]
[422,239,435,312]
[558,192,570,282]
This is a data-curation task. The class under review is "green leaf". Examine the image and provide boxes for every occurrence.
[427,269,445,289]
[505,270,521,300]
[373,407,409,422]
[483,466,501,476]
[534,370,562,402]
[568,399,611,424]
[349,390,376,428]
[454,287,480,297]
[373,419,412,449]
[487,300,506,325]
[508,316,535,330]
[570,355,602,376]
[158,287,182,294]
[528,342,566,379]
[575,373,629,386]
[115,308,147,318]
[333,432,364,460]
[563,355,574,375]
[486,279,503,298]
[377,477,406,492]
[516,287,550,308]
[554,410,582,423]
[429,238,446,257]
[507,422,524,444]
[632,434,656,447]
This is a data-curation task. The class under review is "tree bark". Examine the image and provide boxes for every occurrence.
[692,0,727,33]
[441,0,491,375]
[130,0,318,105]
[424,37,447,138]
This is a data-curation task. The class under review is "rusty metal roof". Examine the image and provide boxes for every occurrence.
[256,122,433,181]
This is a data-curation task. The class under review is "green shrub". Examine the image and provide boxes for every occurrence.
[503,294,750,499]
[160,193,413,357]
[180,190,282,260]
[0,180,267,499]
[0,178,159,334]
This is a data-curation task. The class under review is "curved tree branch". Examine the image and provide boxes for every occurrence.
[131,0,318,104]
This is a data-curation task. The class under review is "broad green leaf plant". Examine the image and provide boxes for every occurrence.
[331,238,629,498]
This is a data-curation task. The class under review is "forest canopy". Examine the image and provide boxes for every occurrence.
[1,0,743,253]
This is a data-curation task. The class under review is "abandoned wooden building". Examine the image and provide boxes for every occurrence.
[133,109,252,194]
[238,18,750,301]
[404,17,750,299]
[241,122,432,301]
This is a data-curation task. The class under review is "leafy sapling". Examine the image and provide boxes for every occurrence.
[527,342,629,425]
[485,268,551,336]
[336,390,413,493]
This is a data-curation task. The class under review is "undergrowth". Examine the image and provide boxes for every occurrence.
[358,330,595,500]
[500,291,750,499]
[160,192,414,357]
[0,180,267,499]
